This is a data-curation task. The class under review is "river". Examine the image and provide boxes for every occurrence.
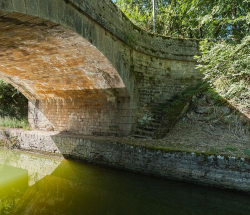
[0,148,249,215]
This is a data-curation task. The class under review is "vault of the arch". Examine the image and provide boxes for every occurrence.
[0,13,128,100]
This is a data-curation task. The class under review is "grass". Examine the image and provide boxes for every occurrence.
[208,147,217,154]
[225,146,238,152]
[0,116,29,129]
[243,149,250,157]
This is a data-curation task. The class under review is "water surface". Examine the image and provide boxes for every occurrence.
[0,148,250,215]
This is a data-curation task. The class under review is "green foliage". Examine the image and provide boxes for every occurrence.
[225,146,238,152]
[114,0,153,31]
[114,0,250,39]
[196,36,250,110]
[0,80,28,119]
[243,149,250,157]
[208,147,218,154]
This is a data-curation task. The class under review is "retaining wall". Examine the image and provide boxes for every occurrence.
[1,129,249,193]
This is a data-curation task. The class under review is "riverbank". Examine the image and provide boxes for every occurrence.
[0,128,250,194]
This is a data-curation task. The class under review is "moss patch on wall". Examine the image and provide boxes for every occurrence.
[153,82,208,139]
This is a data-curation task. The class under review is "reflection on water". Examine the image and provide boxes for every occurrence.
[0,148,250,215]
[0,149,61,186]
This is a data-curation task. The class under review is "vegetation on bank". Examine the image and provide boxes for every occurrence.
[196,36,250,116]
[0,117,29,129]
[0,80,28,129]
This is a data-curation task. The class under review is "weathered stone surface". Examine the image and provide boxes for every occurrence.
[28,98,132,136]
[0,0,13,12]
[0,18,126,100]
[0,1,203,136]
[25,0,39,17]
[12,0,26,14]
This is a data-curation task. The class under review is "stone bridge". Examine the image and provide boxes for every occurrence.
[0,0,202,137]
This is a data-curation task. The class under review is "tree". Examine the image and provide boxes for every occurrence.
[194,1,250,112]
[0,80,28,119]
[114,0,250,39]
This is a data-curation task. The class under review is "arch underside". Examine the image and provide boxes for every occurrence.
[0,12,131,136]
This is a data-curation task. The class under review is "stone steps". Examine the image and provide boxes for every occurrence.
[135,125,158,132]
[132,103,168,139]
[133,120,161,139]
[133,134,153,139]
[134,128,154,135]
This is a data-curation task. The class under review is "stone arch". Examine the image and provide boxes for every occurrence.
[0,0,203,138]
[0,12,131,136]
[0,0,136,95]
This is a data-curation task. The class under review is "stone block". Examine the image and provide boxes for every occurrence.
[12,0,26,13]
[25,0,39,16]
[48,0,59,23]
[38,0,49,20]
[0,0,13,12]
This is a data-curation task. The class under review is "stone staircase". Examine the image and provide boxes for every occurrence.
[133,105,165,139]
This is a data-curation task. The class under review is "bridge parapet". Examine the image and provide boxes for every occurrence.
[0,0,200,60]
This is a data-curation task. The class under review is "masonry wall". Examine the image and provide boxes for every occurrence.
[28,97,132,136]
[1,129,250,193]
[128,51,202,128]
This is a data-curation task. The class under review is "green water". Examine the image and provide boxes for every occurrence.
[0,148,250,215]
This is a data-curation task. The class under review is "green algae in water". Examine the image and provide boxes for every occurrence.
[0,166,28,215]
[0,148,250,215]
